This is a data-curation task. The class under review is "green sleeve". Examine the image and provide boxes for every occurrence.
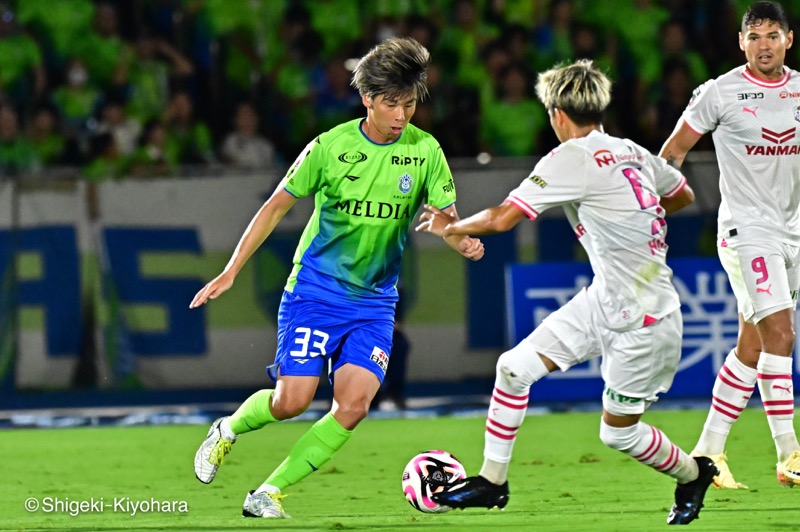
[283,138,324,198]
[425,145,456,209]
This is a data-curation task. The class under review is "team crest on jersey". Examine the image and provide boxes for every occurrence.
[398,173,413,194]
[794,106,800,123]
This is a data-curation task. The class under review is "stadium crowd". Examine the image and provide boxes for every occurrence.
[0,0,797,179]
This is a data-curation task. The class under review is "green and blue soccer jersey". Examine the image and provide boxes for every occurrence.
[282,119,456,305]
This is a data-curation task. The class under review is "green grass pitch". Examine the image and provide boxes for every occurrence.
[3,407,800,531]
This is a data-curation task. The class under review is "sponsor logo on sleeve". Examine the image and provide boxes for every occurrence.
[442,177,455,194]
[528,175,547,188]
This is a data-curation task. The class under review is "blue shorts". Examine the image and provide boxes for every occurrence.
[267,291,395,384]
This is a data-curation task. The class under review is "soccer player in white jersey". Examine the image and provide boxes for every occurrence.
[417,59,712,525]
[189,37,483,518]
[659,1,800,490]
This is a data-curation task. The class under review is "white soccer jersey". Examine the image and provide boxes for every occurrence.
[682,65,800,245]
[506,130,687,331]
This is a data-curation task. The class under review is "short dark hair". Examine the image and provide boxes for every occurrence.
[742,1,789,32]
[351,37,430,102]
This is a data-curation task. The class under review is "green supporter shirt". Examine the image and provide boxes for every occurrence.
[282,119,456,305]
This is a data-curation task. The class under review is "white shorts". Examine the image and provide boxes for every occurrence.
[523,289,682,415]
[718,237,800,324]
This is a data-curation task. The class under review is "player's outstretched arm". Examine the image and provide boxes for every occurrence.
[418,202,524,239]
[659,118,703,169]
[434,205,485,261]
[189,186,297,308]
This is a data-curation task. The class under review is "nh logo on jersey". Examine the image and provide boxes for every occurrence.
[780,91,800,99]
[338,151,368,164]
[762,127,796,144]
[593,149,615,167]
[370,347,389,373]
[398,173,413,194]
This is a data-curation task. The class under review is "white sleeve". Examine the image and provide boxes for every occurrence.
[505,145,585,219]
[646,152,687,199]
[682,79,721,135]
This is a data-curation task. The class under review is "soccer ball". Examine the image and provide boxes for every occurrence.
[401,450,467,513]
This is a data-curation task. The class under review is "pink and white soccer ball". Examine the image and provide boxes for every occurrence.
[401,450,467,513]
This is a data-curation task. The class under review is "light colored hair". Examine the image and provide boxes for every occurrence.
[535,59,612,126]
[351,37,430,102]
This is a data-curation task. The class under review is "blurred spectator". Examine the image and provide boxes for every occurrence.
[0,103,39,176]
[437,0,499,90]
[478,38,512,108]
[314,57,362,134]
[126,31,194,123]
[305,0,361,59]
[83,131,127,182]
[405,13,439,51]
[532,0,574,72]
[96,99,142,156]
[220,101,277,170]
[72,3,134,92]
[203,0,288,103]
[129,118,175,178]
[50,58,103,138]
[657,19,709,88]
[480,63,546,157]
[16,0,94,74]
[362,0,428,22]
[501,23,533,66]
[0,4,46,105]
[162,90,215,164]
[27,105,66,166]
[271,28,325,154]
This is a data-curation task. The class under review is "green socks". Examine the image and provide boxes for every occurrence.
[228,392,355,491]
[265,413,353,490]
[228,389,277,435]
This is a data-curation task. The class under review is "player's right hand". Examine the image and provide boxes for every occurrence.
[189,272,234,308]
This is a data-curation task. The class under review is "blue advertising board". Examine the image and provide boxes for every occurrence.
[504,258,784,402]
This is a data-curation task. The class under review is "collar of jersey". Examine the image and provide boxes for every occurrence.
[358,118,403,146]
[742,65,790,88]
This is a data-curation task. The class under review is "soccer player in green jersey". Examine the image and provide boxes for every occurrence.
[190,36,484,518]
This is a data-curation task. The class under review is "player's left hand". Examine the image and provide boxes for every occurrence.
[416,204,453,236]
